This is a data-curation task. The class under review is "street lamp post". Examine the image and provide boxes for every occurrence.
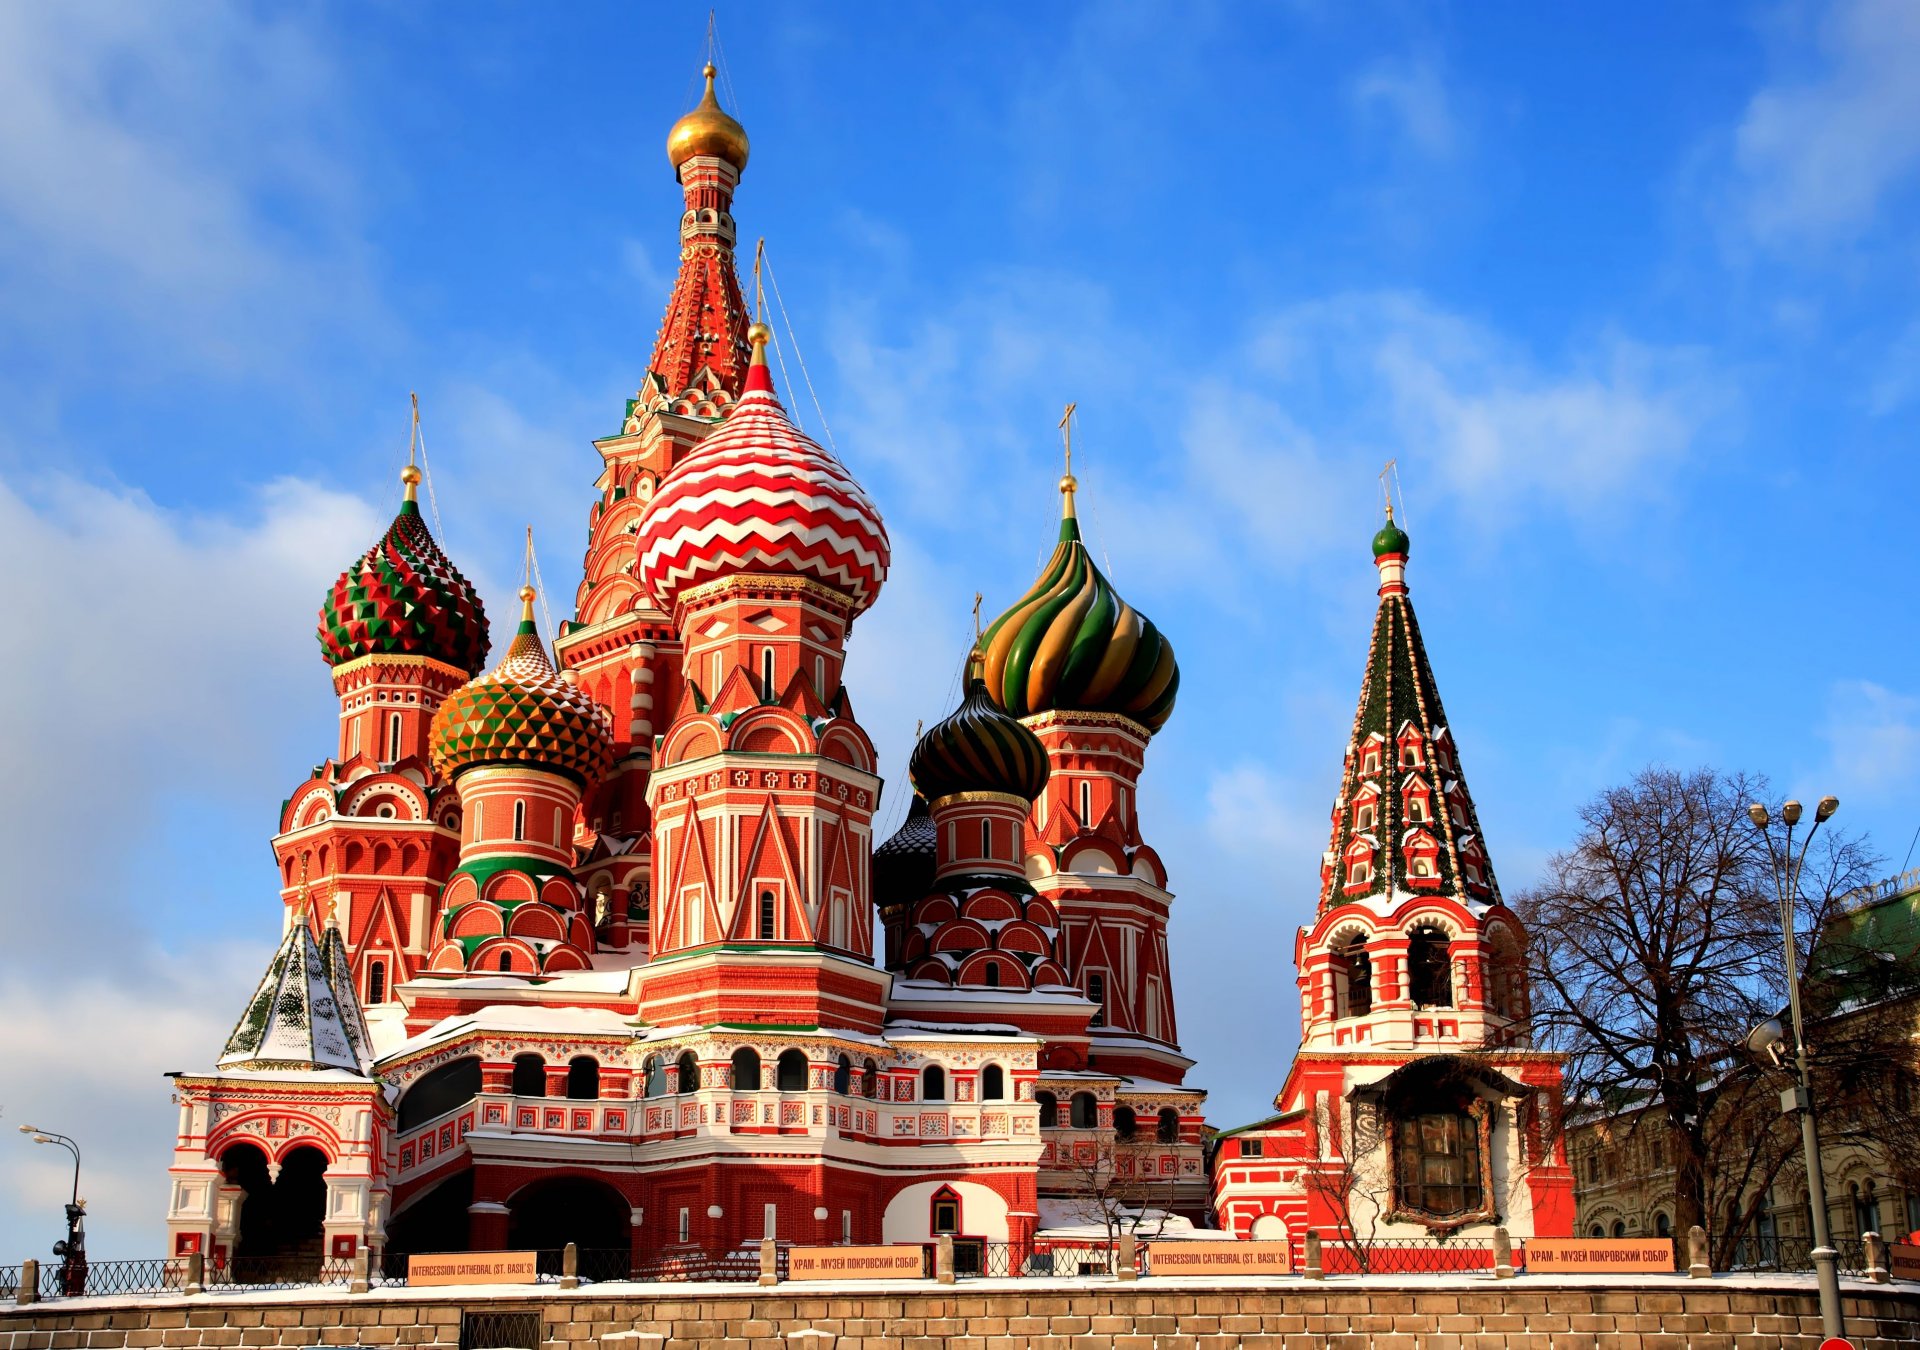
[18,1125,86,1296]
[1747,795,1843,1342]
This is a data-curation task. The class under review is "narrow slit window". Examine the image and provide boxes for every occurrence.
[368,961,386,1005]
[759,890,775,940]
[980,819,993,859]
[387,712,402,762]
[1080,780,1092,825]
[761,648,775,701]
[512,800,526,842]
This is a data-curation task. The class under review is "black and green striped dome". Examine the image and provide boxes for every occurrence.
[977,498,1178,733]
[909,677,1050,803]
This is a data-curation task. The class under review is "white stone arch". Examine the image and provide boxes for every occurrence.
[1250,1214,1287,1241]
[881,1180,1009,1243]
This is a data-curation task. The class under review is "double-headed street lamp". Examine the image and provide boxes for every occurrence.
[1746,795,1842,1342]
[17,1125,86,1294]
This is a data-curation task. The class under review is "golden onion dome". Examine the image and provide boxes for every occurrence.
[667,64,750,174]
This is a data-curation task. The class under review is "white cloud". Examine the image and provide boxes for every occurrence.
[1868,318,1920,414]
[1250,293,1722,524]
[1730,0,1920,246]
[1351,57,1459,160]
[0,471,378,956]
[1821,679,1920,794]
[0,1,379,374]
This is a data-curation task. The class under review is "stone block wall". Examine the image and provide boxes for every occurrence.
[2,1280,1918,1350]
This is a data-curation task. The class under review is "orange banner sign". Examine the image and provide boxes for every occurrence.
[1890,1242,1920,1282]
[786,1245,927,1280]
[1523,1238,1675,1273]
[1148,1240,1291,1274]
[407,1251,539,1286]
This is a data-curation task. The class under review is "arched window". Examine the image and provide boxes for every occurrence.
[1588,1225,1605,1238]
[1393,1110,1483,1218]
[643,1056,665,1098]
[833,1054,852,1095]
[350,719,362,758]
[1087,972,1107,1027]
[1114,1105,1137,1140]
[984,963,1000,988]
[862,1059,878,1099]
[396,1057,481,1130]
[367,961,386,1005]
[776,1049,808,1092]
[761,648,776,702]
[731,1047,762,1091]
[1655,1212,1671,1238]
[980,819,993,858]
[1079,780,1092,825]
[566,1056,599,1100]
[922,1065,946,1101]
[1355,802,1375,831]
[1158,1107,1180,1143]
[1855,1182,1880,1237]
[676,1050,699,1094]
[1407,926,1453,1008]
[512,800,526,842]
[981,1064,1005,1101]
[1611,1220,1627,1238]
[1070,1092,1097,1129]
[498,950,514,973]
[1335,935,1371,1018]
[1036,1091,1058,1128]
[387,712,402,762]
[759,891,776,941]
[512,1054,546,1097]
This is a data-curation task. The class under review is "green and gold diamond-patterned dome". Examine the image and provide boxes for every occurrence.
[318,465,489,676]
[429,585,616,786]
[977,471,1179,734]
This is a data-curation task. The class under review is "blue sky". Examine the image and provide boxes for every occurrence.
[3,1,1918,1259]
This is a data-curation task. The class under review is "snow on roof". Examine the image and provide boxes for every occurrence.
[885,1020,1037,1041]
[1035,1200,1222,1240]
[888,980,1088,1006]
[218,913,371,1076]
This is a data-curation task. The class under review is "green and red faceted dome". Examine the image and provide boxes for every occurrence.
[636,325,889,617]
[429,587,617,786]
[318,466,489,675]
[977,475,1178,734]
[909,667,1051,803]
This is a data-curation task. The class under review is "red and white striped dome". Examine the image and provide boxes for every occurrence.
[637,330,889,616]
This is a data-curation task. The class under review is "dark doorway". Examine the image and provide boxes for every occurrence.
[506,1176,630,1277]
[383,1170,475,1264]
[224,1142,327,1280]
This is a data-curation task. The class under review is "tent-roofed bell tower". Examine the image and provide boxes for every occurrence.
[1211,505,1574,1258]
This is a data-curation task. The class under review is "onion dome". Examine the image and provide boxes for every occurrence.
[429,585,616,786]
[1372,509,1410,558]
[667,63,750,174]
[910,671,1051,803]
[637,324,889,616]
[874,792,937,910]
[977,473,1178,733]
[318,465,489,676]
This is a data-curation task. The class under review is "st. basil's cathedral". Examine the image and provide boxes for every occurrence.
[161,61,1571,1273]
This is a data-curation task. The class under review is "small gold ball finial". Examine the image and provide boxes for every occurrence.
[518,583,537,604]
[747,321,772,347]
[400,462,422,502]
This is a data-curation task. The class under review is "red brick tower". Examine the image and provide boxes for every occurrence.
[556,61,758,956]
[976,467,1187,1085]
[1211,506,1574,1257]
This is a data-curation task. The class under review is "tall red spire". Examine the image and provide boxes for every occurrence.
[640,62,754,422]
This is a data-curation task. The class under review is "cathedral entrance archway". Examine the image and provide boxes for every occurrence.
[384,1169,474,1260]
[507,1176,630,1276]
[222,1142,328,1279]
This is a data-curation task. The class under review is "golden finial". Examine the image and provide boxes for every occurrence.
[752,237,766,323]
[518,584,537,623]
[1058,402,1079,517]
[295,855,312,925]
[746,320,772,368]
[320,887,339,930]
[666,58,750,173]
[915,719,924,740]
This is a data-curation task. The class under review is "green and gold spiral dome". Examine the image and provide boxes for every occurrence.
[909,666,1051,803]
[977,475,1179,733]
[429,585,616,787]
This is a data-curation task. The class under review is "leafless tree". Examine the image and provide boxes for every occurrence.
[1051,1135,1179,1271]
[1514,767,1877,1251]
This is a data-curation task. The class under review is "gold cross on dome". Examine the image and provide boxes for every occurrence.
[972,591,983,639]
[1059,402,1077,477]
